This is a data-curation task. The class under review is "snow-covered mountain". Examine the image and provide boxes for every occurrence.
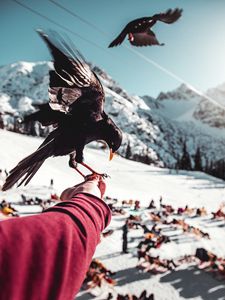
[0,61,225,168]
[193,83,225,128]
[143,83,225,163]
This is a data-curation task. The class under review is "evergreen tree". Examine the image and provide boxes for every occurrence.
[198,156,225,181]
[194,147,203,171]
[179,141,192,170]
[125,142,132,159]
[204,157,209,173]
[175,157,180,171]
[222,160,225,180]
[209,160,214,176]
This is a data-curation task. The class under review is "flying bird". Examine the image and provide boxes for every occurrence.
[108,8,182,48]
[2,30,122,191]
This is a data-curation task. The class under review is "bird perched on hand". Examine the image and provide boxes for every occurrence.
[2,30,122,191]
[108,8,182,48]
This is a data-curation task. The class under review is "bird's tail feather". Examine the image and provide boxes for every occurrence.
[108,31,127,48]
[2,139,54,191]
[18,161,44,187]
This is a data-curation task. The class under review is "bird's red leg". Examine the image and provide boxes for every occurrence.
[73,165,86,178]
[69,154,86,178]
[80,162,109,178]
[80,162,100,174]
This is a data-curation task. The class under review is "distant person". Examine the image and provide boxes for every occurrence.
[0,199,7,209]
[107,292,113,300]
[0,174,111,300]
[50,178,54,188]
[21,194,27,203]
[4,169,8,177]
[0,169,5,189]
[148,199,156,209]
[122,219,129,253]
[0,201,18,217]
[159,196,163,209]
[134,200,140,210]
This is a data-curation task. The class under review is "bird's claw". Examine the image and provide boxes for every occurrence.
[102,173,110,179]
[85,173,110,181]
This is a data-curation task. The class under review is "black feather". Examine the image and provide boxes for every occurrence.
[2,139,54,191]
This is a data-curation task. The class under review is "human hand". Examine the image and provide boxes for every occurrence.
[60,174,106,201]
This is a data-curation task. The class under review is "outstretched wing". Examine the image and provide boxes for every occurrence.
[108,28,127,48]
[152,8,183,24]
[38,30,104,113]
[130,29,163,47]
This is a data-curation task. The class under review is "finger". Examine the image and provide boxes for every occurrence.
[60,181,87,200]
[98,180,106,198]
[60,187,74,201]
[85,174,100,182]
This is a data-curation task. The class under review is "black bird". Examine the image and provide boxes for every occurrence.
[2,30,122,191]
[108,8,182,48]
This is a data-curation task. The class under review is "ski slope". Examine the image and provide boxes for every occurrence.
[0,129,225,210]
[0,129,225,300]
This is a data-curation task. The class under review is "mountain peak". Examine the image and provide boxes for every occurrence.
[157,83,199,101]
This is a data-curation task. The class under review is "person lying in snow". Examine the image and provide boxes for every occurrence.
[0,200,19,217]
[114,290,154,300]
[0,174,111,300]
[83,258,116,290]
[212,203,225,219]
[195,248,225,275]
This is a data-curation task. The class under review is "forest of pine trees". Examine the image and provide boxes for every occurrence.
[175,141,225,181]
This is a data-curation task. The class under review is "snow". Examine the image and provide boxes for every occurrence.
[207,82,225,106]
[0,94,15,114]
[0,129,225,300]
[157,98,197,121]
[18,96,35,113]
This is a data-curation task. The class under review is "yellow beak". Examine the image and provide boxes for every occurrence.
[109,148,115,161]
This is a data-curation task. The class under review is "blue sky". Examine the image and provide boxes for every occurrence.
[1,0,225,97]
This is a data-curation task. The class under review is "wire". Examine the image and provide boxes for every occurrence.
[49,0,109,36]
[49,0,225,110]
[11,0,111,56]
[124,45,225,110]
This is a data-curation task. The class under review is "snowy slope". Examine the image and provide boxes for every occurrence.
[0,130,225,300]
[1,129,225,211]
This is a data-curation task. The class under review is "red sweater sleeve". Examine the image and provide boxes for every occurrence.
[0,193,111,300]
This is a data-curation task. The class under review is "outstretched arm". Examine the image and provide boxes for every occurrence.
[0,175,111,300]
